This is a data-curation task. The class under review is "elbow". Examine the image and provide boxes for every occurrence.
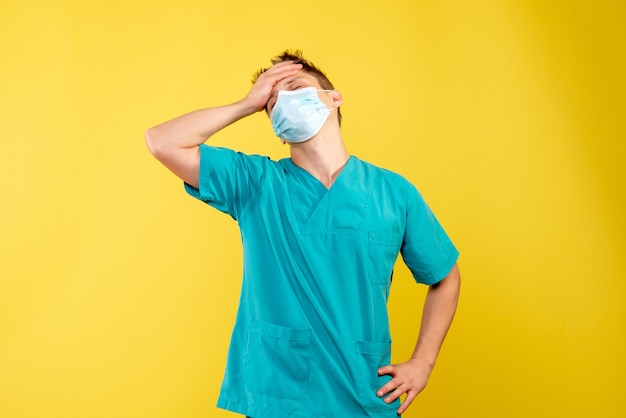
[145,126,164,157]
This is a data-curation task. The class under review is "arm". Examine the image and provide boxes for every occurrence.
[145,61,303,188]
[377,263,461,414]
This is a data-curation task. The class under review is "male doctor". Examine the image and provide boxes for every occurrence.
[146,50,461,417]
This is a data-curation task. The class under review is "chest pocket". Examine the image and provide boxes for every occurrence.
[367,232,402,285]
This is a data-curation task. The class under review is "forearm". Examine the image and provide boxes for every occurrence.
[145,98,257,153]
[411,263,461,372]
[376,263,460,413]
[144,61,302,187]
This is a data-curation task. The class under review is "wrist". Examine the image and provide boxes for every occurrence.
[410,352,436,374]
[236,96,264,116]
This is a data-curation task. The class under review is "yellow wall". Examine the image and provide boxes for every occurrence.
[1,1,624,417]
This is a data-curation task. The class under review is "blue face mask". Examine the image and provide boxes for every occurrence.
[269,87,333,143]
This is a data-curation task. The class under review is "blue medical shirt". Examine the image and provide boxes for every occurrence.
[185,144,459,417]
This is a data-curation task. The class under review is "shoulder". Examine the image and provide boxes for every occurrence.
[353,156,414,190]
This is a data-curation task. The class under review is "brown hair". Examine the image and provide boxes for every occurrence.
[253,49,342,126]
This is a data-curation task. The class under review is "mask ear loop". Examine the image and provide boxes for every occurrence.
[318,89,336,111]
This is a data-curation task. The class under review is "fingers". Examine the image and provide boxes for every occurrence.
[383,383,405,403]
[376,365,399,399]
[378,365,395,376]
[377,380,418,414]
[257,61,302,85]
[247,61,302,112]
[377,363,427,414]
[397,390,418,415]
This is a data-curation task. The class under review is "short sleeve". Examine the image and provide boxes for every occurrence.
[183,144,267,220]
[400,183,459,285]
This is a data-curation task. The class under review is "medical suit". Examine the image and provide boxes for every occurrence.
[184,144,459,417]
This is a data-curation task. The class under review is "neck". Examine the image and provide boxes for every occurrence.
[289,125,349,189]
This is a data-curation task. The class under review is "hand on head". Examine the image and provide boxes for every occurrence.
[244,61,302,113]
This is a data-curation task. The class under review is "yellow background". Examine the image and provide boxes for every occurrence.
[1,1,624,417]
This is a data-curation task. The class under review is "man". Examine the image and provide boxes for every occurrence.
[146,50,460,417]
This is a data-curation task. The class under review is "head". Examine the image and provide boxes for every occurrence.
[253,49,342,127]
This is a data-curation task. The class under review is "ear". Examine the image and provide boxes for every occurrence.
[330,90,343,108]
